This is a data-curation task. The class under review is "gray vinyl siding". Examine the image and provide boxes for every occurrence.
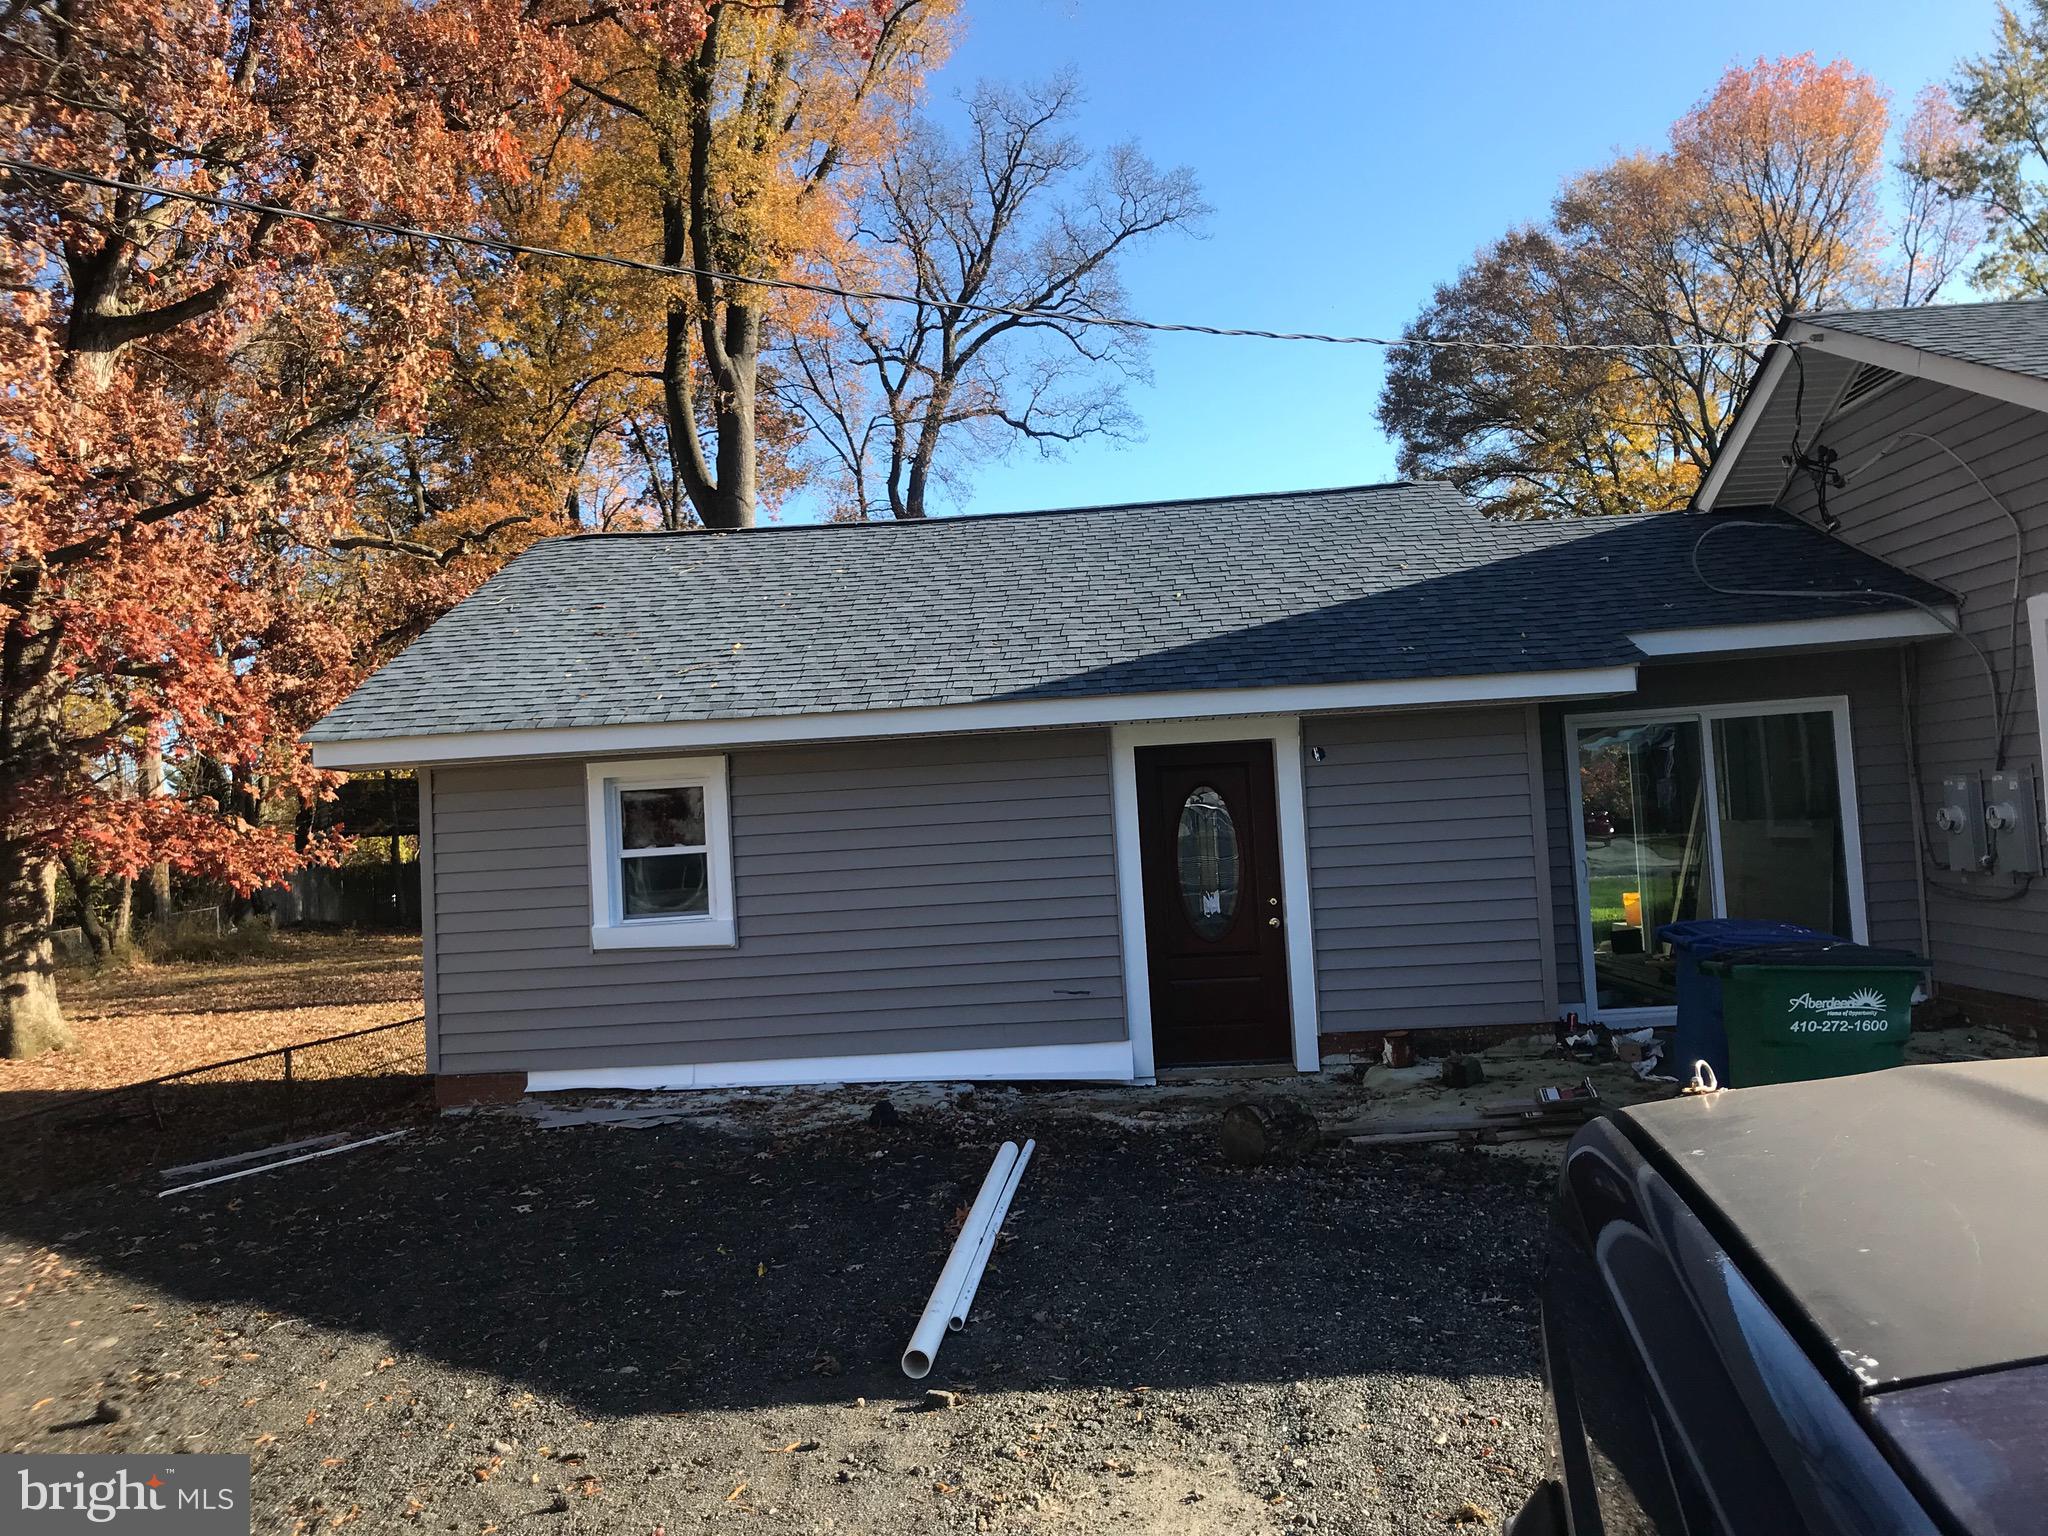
[1304,708,1554,1032]
[1776,376,2048,1002]
[1543,652,1924,1005]
[425,731,1126,1076]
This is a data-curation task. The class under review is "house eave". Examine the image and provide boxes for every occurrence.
[1698,320,2048,513]
[305,664,1642,771]
[1626,608,1956,659]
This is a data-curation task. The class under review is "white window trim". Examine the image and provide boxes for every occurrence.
[584,755,736,950]
[1561,695,1868,1026]
[1109,715,1321,1080]
[2031,594,2048,767]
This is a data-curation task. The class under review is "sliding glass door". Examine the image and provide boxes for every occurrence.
[1568,699,1864,1020]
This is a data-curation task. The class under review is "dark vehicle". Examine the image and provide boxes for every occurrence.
[1511,1059,2048,1536]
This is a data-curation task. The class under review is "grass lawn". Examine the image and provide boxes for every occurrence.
[0,930,422,1106]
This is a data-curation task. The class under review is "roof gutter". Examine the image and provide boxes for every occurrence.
[1627,608,1957,658]
[306,664,1642,770]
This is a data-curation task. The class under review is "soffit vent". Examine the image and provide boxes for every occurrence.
[1831,362,1904,418]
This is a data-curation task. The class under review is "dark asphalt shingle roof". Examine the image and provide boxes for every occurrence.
[1804,297,2048,382]
[308,482,1947,744]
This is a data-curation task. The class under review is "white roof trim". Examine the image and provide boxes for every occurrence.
[306,665,1641,769]
[1695,343,1793,513]
[1700,321,2048,512]
[1627,608,1954,657]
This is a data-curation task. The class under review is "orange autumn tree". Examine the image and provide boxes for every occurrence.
[0,0,569,1055]
[1379,55,1979,518]
[563,0,957,528]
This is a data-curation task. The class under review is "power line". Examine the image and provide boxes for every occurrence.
[1,155,1804,356]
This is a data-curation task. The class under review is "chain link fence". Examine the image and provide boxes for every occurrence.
[0,1017,429,1203]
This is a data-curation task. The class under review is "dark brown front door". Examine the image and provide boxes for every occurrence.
[1135,740,1292,1067]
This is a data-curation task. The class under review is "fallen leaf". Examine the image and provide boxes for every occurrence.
[30,1398,52,1412]
[726,1483,745,1503]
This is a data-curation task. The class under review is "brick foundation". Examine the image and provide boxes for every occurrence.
[1924,982,2048,1048]
[433,1072,528,1108]
[1319,1021,1555,1061]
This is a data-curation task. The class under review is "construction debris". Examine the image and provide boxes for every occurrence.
[1221,1077,1607,1161]
[1439,1056,1486,1089]
[1218,1101,1322,1167]
[157,1129,409,1198]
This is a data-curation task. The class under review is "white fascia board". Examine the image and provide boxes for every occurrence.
[524,1037,1138,1093]
[306,665,1642,770]
[1696,324,2048,513]
[1695,344,1793,512]
[1627,608,1955,658]
[1792,324,2048,420]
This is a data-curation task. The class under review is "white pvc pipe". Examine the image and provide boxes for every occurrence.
[901,1140,1019,1379]
[948,1138,1033,1332]
[157,1130,408,1198]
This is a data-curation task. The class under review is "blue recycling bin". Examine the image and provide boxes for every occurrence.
[1658,919,1839,1084]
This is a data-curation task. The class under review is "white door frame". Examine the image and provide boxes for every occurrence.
[1110,716,1321,1079]
[1562,694,1868,1025]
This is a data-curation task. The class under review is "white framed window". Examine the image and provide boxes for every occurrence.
[584,756,736,949]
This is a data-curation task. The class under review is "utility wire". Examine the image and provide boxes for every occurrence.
[1687,516,2005,751]
[2,155,1809,356]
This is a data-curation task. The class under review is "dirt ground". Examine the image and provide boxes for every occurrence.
[3,1020,2036,1534]
[1,1074,1567,1536]
[0,933,422,1105]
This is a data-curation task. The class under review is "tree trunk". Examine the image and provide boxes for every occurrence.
[1,853,73,1058]
[111,877,134,950]
[141,740,174,921]
[1,607,76,1056]
[707,303,760,529]
[61,852,113,959]
[900,376,957,521]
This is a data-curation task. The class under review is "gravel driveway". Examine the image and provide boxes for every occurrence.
[1,1090,1556,1533]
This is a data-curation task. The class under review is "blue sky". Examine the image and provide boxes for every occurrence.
[816,0,1999,519]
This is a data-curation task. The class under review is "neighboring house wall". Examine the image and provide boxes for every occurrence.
[425,730,1127,1077]
[1304,707,1556,1033]
[1543,651,1922,1006]
[1779,376,2048,1005]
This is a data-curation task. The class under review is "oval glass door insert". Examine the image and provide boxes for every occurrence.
[1177,786,1241,940]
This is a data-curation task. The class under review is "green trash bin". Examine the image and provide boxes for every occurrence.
[1699,942,1927,1086]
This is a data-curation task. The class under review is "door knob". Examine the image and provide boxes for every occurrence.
[1267,916,1281,928]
